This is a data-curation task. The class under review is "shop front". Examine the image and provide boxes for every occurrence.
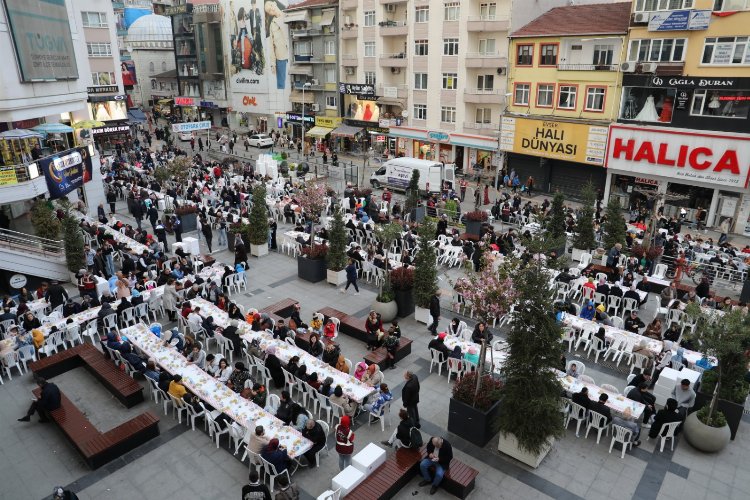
[499,115,608,198]
[279,112,314,142]
[90,124,133,154]
[605,124,750,235]
[305,116,341,153]
[174,96,200,121]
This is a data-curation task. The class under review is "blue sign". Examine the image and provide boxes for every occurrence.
[648,10,690,31]
[171,121,212,133]
[428,131,450,142]
[39,147,93,199]
[688,10,711,30]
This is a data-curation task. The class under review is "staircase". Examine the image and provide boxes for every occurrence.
[0,228,70,282]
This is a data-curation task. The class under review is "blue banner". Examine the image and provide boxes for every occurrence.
[39,147,93,199]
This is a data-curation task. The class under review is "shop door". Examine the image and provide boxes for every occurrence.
[507,153,548,191]
[548,160,606,200]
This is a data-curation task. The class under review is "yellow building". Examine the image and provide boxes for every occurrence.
[502,2,632,196]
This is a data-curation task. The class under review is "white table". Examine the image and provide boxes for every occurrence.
[352,443,386,476]
[332,466,366,496]
[182,236,200,255]
[653,367,702,408]
[558,372,646,419]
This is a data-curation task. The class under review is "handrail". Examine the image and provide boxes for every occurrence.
[0,228,65,257]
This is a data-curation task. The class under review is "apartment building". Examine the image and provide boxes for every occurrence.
[125,13,176,108]
[503,2,631,197]
[604,0,750,235]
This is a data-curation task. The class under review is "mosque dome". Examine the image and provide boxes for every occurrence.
[125,14,173,48]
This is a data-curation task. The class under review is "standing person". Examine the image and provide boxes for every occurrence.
[201,217,213,253]
[418,437,453,495]
[428,291,441,335]
[154,220,169,253]
[173,215,182,243]
[217,215,227,248]
[483,184,490,205]
[473,187,481,210]
[340,258,359,295]
[198,136,203,151]
[242,470,271,500]
[190,137,195,151]
[46,280,69,310]
[718,217,731,245]
[132,200,144,230]
[334,415,355,471]
[402,370,421,429]
[525,176,535,196]
[18,377,61,422]
[106,189,117,214]
[147,203,158,231]
[459,178,467,202]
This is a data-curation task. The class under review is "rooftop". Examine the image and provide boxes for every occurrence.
[510,2,632,38]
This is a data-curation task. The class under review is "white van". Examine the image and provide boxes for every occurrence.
[369,157,455,194]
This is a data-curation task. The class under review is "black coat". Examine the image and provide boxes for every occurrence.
[402,375,420,406]
[429,295,440,317]
[39,382,62,411]
[265,354,285,388]
[425,439,453,469]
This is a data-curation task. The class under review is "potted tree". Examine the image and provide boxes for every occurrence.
[414,219,438,324]
[448,372,503,447]
[247,185,270,257]
[497,237,565,467]
[464,210,487,239]
[30,198,61,251]
[371,222,403,322]
[58,199,85,281]
[602,197,627,251]
[571,182,597,262]
[298,243,329,282]
[403,170,424,222]
[175,204,198,233]
[544,191,567,257]
[296,182,329,282]
[326,207,348,286]
[390,267,415,317]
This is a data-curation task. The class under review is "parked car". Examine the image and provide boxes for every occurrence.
[178,131,193,141]
[247,134,274,148]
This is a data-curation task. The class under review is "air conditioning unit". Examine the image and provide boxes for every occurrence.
[345,67,355,75]
[385,4,396,12]
[311,103,320,111]
[633,12,649,23]
[641,62,658,73]
[311,79,319,85]
[496,67,506,75]
[620,61,636,73]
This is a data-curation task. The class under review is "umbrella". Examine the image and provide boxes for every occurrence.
[72,120,105,129]
[0,129,44,140]
[32,123,74,134]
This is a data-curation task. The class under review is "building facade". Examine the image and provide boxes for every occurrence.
[125,14,177,108]
[603,0,750,235]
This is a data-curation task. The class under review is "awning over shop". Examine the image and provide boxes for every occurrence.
[376,97,405,108]
[331,124,363,138]
[306,126,333,138]
[127,108,147,123]
[284,10,310,23]
[387,126,429,140]
[320,10,335,26]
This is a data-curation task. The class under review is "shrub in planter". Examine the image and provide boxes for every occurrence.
[247,185,270,256]
[465,210,487,237]
[465,210,488,222]
[58,200,85,273]
[390,267,415,317]
[299,244,329,283]
[448,372,502,447]
[326,208,348,285]
[572,182,597,252]
[413,220,438,323]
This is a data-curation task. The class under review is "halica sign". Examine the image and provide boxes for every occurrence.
[606,125,750,189]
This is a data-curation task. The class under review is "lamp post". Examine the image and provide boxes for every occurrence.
[301,81,311,158]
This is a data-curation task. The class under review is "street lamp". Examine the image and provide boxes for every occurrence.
[301,81,311,157]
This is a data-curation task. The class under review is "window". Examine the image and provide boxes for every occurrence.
[475,108,491,123]
[477,75,494,91]
[536,84,555,107]
[91,71,115,86]
[415,6,429,23]
[414,73,428,89]
[441,106,456,123]
[635,0,694,11]
[557,85,577,109]
[364,42,376,57]
[365,71,376,85]
[326,96,338,108]
[479,39,496,55]
[82,11,107,28]
[162,61,167,71]
[149,62,155,73]
[593,45,615,65]
[324,40,336,56]
[513,83,530,105]
[443,38,459,55]
[442,73,458,89]
[516,44,533,66]
[480,3,497,19]
[620,86,676,121]
[364,11,375,27]
[540,43,558,66]
[444,2,460,21]
[713,0,749,11]
[690,90,750,118]
[702,37,750,65]
[414,104,427,120]
[585,87,606,112]
[86,42,112,57]
[415,40,429,56]
[325,68,336,83]
[294,41,312,57]
[627,38,686,62]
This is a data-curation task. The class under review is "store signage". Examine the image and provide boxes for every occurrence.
[648,76,740,89]
[87,85,119,94]
[606,125,750,189]
[171,121,212,133]
[635,177,659,186]
[88,94,127,103]
[165,4,190,15]
[242,96,257,106]
[675,90,690,110]
[39,146,93,199]
[0,166,18,186]
[428,131,450,142]
[285,113,314,124]
[338,83,376,97]
[315,116,342,128]
[9,274,27,289]
[92,125,131,135]
[648,9,711,31]
[175,97,196,106]
[200,101,218,108]
[499,117,607,166]
[383,87,398,98]
[375,135,385,143]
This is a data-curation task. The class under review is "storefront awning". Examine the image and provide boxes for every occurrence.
[388,126,429,140]
[284,10,310,23]
[306,126,333,138]
[331,124,363,138]
[127,108,147,123]
[320,11,335,26]
[376,97,405,108]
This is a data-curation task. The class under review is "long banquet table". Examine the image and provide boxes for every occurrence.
[558,371,646,419]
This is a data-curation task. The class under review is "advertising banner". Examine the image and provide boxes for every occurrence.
[499,117,608,166]
[121,61,137,86]
[39,147,93,199]
[172,121,212,133]
[606,125,750,189]
[2,0,79,81]
[88,99,128,122]
[0,166,19,186]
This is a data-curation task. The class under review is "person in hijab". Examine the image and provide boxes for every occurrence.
[448,346,462,359]
[296,364,308,380]
[285,356,300,375]
[335,354,349,374]
[261,438,293,474]
[265,346,285,388]
[334,415,355,471]
[320,376,335,396]
[353,362,367,381]
[361,363,383,387]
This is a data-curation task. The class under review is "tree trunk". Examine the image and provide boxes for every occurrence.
[473,338,488,407]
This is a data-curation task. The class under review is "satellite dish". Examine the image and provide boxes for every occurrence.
[401,111,409,118]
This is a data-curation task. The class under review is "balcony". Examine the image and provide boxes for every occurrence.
[289,64,313,76]
[463,122,499,136]
[376,84,408,98]
[380,0,408,4]
[557,63,617,71]
[292,28,321,38]
[341,26,358,39]
[465,53,506,69]
[467,16,510,32]
[379,21,408,36]
[341,0,358,10]
[341,54,358,67]
[379,53,407,68]
[463,88,503,104]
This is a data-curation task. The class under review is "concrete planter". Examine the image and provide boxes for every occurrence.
[372,299,398,323]
[415,306,431,324]
[394,289,415,318]
[297,256,327,283]
[448,398,501,447]
[250,243,268,257]
[683,411,731,453]
[498,433,553,469]
[694,391,744,440]
[465,220,482,238]
[179,212,198,233]
[326,269,347,286]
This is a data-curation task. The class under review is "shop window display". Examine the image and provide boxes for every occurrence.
[620,86,676,123]
[690,90,750,119]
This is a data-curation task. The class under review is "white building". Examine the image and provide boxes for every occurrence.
[124,14,176,107]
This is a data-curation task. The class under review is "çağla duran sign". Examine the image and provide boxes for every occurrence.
[606,125,750,189]
[499,117,607,166]
[171,121,212,133]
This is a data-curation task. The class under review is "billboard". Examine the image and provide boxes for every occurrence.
[40,147,93,199]
[88,98,128,121]
[2,0,79,81]
[121,61,137,86]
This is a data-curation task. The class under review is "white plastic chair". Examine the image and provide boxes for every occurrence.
[446,357,464,382]
[574,327,594,352]
[580,374,596,385]
[566,360,586,376]
[17,345,37,373]
[609,424,634,458]
[39,329,66,357]
[185,400,206,431]
[585,410,611,444]
[65,324,83,348]
[169,394,189,424]
[267,394,280,415]
[429,348,447,376]
[577,252,592,270]
[316,392,332,423]
[566,401,588,437]
[2,351,23,380]
[629,353,650,375]
[656,421,681,452]
[652,264,667,280]
[134,303,150,323]
[621,298,639,318]
[313,419,330,466]
[368,401,392,431]
[600,384,620,394]
[562,327,577,352]
[120,307,138,328]
[205,410,230,448]
[259,455,290,493]
[103,313,119,333]
[611,316,625,329]
[607,295,622,317]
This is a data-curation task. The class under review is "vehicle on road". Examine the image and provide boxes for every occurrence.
[247,134,274,148]
[369,157,455,194]
[178,131,193,141]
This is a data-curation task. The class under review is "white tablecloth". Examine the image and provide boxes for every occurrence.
[558,372,645,419]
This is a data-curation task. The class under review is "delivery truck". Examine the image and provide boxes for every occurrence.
[369,157,455,195]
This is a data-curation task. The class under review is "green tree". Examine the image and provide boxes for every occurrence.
[497,250,565,455]
[374,222,403,301]
[30,198,60,241]
[247,184,270,245]
[573,182,597,251]
[545,191,567,250]
[413,219,438,308]
[404,169,420,216]
[326,207,348,272]
[58,199,85,272]
[602,197,627,251]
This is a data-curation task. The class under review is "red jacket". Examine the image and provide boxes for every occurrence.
[335,418,355,455]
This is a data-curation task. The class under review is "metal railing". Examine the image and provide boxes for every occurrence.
[380,53,407,59]
[463,122,499,130]
[466,52,502,58]
[557,63,618,71]
[464,88,501,95]
[0,228,65,258]
[467,15,509,22]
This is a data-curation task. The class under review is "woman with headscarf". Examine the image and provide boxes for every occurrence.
[334,415,355,471]
[289,403,310,431]
[296,364,307,380]
[265,345,285,388]
[361,363,383,387]
[580,301,596,321]
[261,438,291,474]
[353,361,367,381]
[319,376,335,396]
[285,355,300,375]
[335,354,349,374]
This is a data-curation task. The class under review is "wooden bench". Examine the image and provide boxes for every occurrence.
[30,343,144,408]
[346,447,423,499]
[294,329,335,351]
[259,298,299,319]
[32,389,159,469]
[419,449,479,500]
[363,337,413,369]
[318,306,369,343]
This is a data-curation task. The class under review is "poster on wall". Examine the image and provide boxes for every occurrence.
[2,0,79,81]
[347,97,380,122]
[121,61,137,86]
[229,0,280,91]
[88,99,128,122]
[39,147,93,199]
